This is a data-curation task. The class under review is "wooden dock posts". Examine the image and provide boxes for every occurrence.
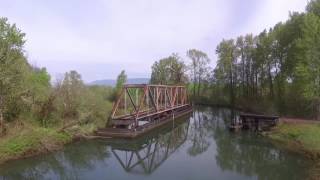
[230,113,279,131]
[96,84,192,138]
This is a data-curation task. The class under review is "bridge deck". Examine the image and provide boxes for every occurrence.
[96,105,192,138]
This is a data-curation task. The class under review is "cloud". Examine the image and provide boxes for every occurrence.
[238,0,308,36]
[0,0,308,82]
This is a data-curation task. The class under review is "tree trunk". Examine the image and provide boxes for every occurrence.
[197,74,201,97]
[318,104,320,121]
[193,67,196,98]
[267,63,274,98]
[229,62,235,106]
[0,108,4,136]
[316,98,320,121]
[241,51,245,97]
[0,96,5,136]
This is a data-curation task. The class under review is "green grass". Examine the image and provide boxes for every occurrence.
[269,123,320,157]
[65,123,98,135]
[0,127,72,163]
[0,118,103,164]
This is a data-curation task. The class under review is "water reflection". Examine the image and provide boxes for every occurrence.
[187,110,210,156]
[0,107,313,180]
[0,140,111,179]
[110,119,190,175]
[194,107,310,180]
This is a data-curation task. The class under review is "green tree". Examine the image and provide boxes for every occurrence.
[58,70,84,121]
[294,12,320,119]
[150,53,187,85]
[186,49,210,98]
[256,30,274,98]
[210,0,320,118]
[27,67,51,126]
[110,70,127,101]
[0,17,28,134]
[115,70,127,92]
[215,40,237,105]
[306,0,320,16]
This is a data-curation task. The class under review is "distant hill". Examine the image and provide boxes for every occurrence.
[89,78,150,87]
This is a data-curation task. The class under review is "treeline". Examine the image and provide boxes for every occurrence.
[150,0,320,119]
[1,0,320,136]
[0,17,118,136]
[150,49,211,98]
[213,0,320,118]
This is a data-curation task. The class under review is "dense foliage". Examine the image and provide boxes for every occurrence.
[111,70,127,101]
[149,0,320,119]
[187,49,211,98]
[212,0,320,119]
[0,18,114,135]
[1,0,320,138]
[150,53,187,85]
[2,0,320,166]
[0,17,42,134]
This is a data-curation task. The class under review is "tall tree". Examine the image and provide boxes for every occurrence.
[236,36,246,97]
[186,49,210,98]
[114,70,127,99]
[215,40,237,105]
[256,30,274,98]
[294,12,320,119]
[0,17,28,135]
[59,70,84,119]
[210,0,320,118]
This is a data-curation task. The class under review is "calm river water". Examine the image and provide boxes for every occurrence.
[0,107,316,180]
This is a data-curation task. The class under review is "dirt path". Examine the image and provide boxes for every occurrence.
[280,117,320,124]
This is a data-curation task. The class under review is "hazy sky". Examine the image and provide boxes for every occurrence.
[1,0,308,82]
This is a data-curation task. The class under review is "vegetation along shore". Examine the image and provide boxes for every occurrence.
[1,0,320,164]
[268,118,320,159]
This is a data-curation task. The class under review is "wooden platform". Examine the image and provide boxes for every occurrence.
[229,124,243,131]
[96,106,192,138]
[230,113,279,131]
[240,113,279,120]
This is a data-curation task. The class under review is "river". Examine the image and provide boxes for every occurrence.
[0,107,315,180]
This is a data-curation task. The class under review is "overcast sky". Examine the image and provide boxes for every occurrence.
[1,0,308,82]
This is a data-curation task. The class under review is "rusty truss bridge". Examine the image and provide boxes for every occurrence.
[96,84,192,138]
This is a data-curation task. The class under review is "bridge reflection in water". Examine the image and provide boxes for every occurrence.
[0,108,314,180]
[110,119,190,175]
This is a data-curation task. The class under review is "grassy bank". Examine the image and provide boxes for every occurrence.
[269,123,320,159]
[0,122,100,164]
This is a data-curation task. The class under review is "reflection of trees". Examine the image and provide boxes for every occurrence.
[186,107,231,156]
[214,132,309,180]
[208,108,310,180]
[111,119,190,175]
[186,107,310,180]
[187,110,210,156]
[0,107,313,180]
[0,140,110,179]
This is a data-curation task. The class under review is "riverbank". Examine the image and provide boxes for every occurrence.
[268,118,320,159]
[0,107,312,180]
[0,122,99,164]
